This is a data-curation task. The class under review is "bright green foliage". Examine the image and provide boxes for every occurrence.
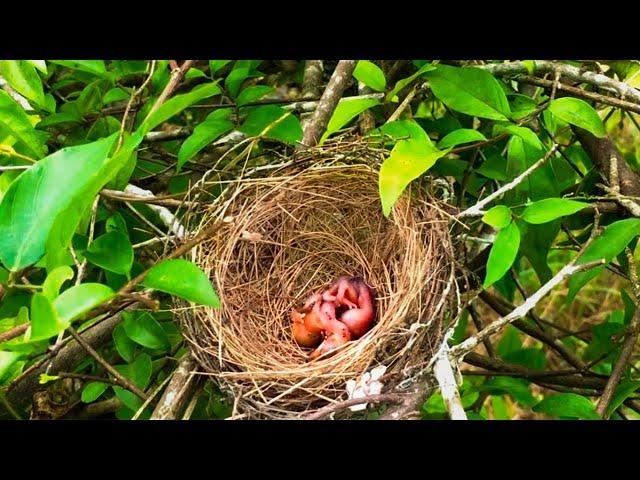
[141,259,221,307]
[484,221,521,288]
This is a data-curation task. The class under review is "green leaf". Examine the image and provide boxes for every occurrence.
[123,311,171,351]
[0,134,118,271]
[49,60,107,76]
[28,293,64,342]
[496,325,522,358]
[0,351,23,380]
[606,380,640,418]
[141,259,221,307]
[81,382,108,403]
[209,60,231,75]
[507,136,557,201]
[239,105,302,145]
[509,94,538,120]
[85,231,134,276]
[568,218,640,301]
[548,97,606,138]
[386,63,435,102]
[379,138,449,217]
[113,353,152,411]
[177,109,234,171]
[53,283,115,325]
[437,128,487,149]
[503,348,546,370]
[353,60,386,92]
[113,387,143,412]
[479,377,536,406]
[520,221,559,284]
[320,97,380,144]
[376,120,431,143]
[0,90,46,159]
[484,221,520,288]
[103,87,130,104]
[521,198,589,224]
[37,112,82,128]
[533,393,599,419]
[42,266,74,300]
[39,373,60,384]
[494,124,543,151]
[117,353,152,389]
[138,83,221,136]
[482,205,512,229]
[113,324,136,363]
[236,86,275,106]
[224,61,262,98]
[425,65,510,121]
[26,61,47,74]
[0,60,45,107]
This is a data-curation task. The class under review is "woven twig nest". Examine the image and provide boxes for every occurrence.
[179,141,457,419]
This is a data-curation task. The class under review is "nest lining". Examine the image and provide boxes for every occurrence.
[179,150,456,419]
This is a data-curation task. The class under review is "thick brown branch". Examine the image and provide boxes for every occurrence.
[301,60,323,99]
[300,60,357,148]
[150,354,198,420]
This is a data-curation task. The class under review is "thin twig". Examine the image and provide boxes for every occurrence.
[66,326,149,401]
[450,259,605,359]
[457,144,558,218]
[117,60,157,151]
[144,60,195,120]
[304,392,407,420]
[596,248,640,418]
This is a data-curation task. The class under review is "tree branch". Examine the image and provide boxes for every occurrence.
[150,354,199,420]
[481,61,640,104]
[458,144,558,218]
[299,60,357,148]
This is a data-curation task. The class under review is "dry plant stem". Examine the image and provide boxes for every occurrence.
[358,82,376,135]
[300,60,357,148]
[301,60,324,99]
[463,353,607,390]
[150,354,198,420]
[78,397,124,418]
[517,75,640,116]
[433,341,466,419]
[599,184,640,217]
[145,60,195,119]
[123,184,186,239]
[480,60,640,104]
[378,380,434,420]
[468,303,495,357]
[304,392,408,420]
[574,127,640,197]
[450,259,605,359]
[6,307,132,407]
[458,144,558,218]
[100,189,200,208]
[66,326,148,401]
[0,324,28,343]
[595,249,640,418]
[55,372,120,386]
[386,85,418,123]
[479,291,586,370]
[118,60,157,150]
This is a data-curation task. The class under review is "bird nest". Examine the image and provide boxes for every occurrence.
[178,141,457,419]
